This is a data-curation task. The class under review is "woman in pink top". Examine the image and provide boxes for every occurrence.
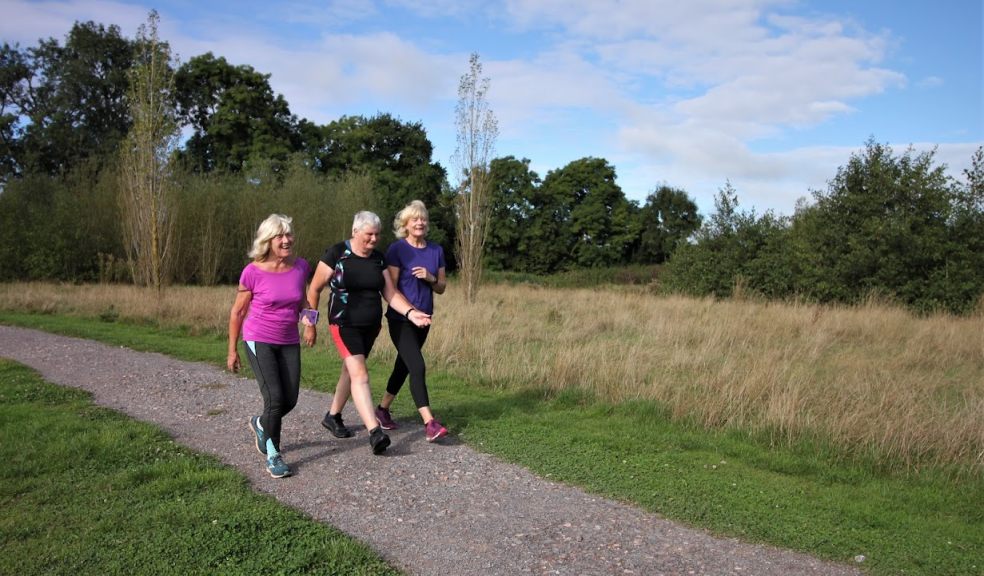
[227,214,314,478]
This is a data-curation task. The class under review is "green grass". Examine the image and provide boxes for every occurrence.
[0,359,402,576]
[2,311,983,575]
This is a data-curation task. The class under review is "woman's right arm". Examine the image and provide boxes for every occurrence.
[303,261,332,347]
[227,287,252,372]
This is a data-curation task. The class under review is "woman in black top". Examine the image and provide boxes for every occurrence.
[304,211,431,454]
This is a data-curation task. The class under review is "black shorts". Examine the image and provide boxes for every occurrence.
[329,324,381,359]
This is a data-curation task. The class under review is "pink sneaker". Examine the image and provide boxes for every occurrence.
[375,405,399,430]
[425,419,447,442]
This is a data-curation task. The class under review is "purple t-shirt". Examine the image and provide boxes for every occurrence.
[240,258,310,345]
[385,239,445,315]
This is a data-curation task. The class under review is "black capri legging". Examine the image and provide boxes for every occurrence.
[242,341,300,453]
[385,318,431,408]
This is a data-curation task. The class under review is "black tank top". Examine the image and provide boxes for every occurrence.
[321,241,386,327]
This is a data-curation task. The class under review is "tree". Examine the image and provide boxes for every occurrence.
[938,146,984,312]
[173,53,297,173]
[0,44,29,181]
[540,157,637,268]
[451,53,498,302]
[0,22,134,180]
[518,173,570,274]
[485,156,539,271]
[661,182,793,298]
[634,185,702,264]
[790,139,959,310]
[119,11,179,292]
[300,113,449,247]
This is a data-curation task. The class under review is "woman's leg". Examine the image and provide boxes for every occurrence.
[344,354,379,429]
[278,343,301,418]
[382,320,411,407]
[243,341,290,453]
[392,322,432,417]
[330,368,351,415]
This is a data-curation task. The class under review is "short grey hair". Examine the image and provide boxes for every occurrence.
[249,214,293,261]
[352,211,381,235]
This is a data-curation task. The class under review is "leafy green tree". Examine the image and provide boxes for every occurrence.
[661,182,793,298]
[540,157,637,268]
[519,174,570,274]
[485,156,539,271]
[0,44,29,181]
[634,185,702,264]
[790,139,960,311]
[300,113,449,247]
[933,146,984,312]
[0,22,134,180]
[173,53,297,173]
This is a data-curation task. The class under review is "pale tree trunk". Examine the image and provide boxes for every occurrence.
[452,53,498,303]
[119,10,179,295]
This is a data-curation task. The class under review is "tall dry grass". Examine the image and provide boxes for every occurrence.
[2,281,981,473]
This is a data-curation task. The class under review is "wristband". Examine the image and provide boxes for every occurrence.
[405,308,414,319]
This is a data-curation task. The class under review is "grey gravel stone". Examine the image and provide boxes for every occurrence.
[0,325,862,576]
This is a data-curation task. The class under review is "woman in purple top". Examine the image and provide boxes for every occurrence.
[227,214,314,478]
[374,200,449,442]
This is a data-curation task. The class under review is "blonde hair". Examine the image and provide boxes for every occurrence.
[392,200,429,239]
[248,214,294,261]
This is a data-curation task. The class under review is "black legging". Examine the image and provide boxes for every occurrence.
[243,341,300,453]
[385,319,430,408]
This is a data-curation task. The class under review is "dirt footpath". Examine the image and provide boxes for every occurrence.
[0,325,862,576]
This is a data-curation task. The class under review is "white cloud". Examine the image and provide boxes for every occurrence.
[0,0,150,45]
[492,0,918,214]
[917,76,944,89]
[2,0,977,217]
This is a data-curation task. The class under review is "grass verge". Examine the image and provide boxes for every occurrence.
[0,359,402,575]
[1,311,982,575]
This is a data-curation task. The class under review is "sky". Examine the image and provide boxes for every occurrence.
[2,0,982,216]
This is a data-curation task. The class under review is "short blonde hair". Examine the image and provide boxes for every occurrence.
[249,214,293,261]
[392,200,429,239]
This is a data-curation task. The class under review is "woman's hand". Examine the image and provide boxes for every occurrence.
[411,266,433,283]
[227,351,240,373]
[408,309,431,327]
[303,324,317,347]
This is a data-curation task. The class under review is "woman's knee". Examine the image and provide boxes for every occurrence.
[281,394,299,413]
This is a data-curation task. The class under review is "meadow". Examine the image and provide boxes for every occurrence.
[1,280,982,575]
[2,280,980,474]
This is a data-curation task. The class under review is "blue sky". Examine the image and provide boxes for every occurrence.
[3,0,981,215]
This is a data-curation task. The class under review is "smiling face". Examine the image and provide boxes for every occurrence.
[407,215,429,240]
[251,214,295,263]
[269,231,294,260]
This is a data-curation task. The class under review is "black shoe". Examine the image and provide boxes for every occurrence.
[321,412,353,438]
[369,426,390,455]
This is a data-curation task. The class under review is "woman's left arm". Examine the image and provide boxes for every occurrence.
[430,267,447,295]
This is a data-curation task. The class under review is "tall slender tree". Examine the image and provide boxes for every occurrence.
[451,53,498,302]
[118,11,179,292]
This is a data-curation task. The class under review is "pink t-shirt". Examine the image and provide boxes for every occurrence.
[240,258,310,345]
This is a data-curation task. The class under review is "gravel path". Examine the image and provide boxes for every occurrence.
[0,325,862,576]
